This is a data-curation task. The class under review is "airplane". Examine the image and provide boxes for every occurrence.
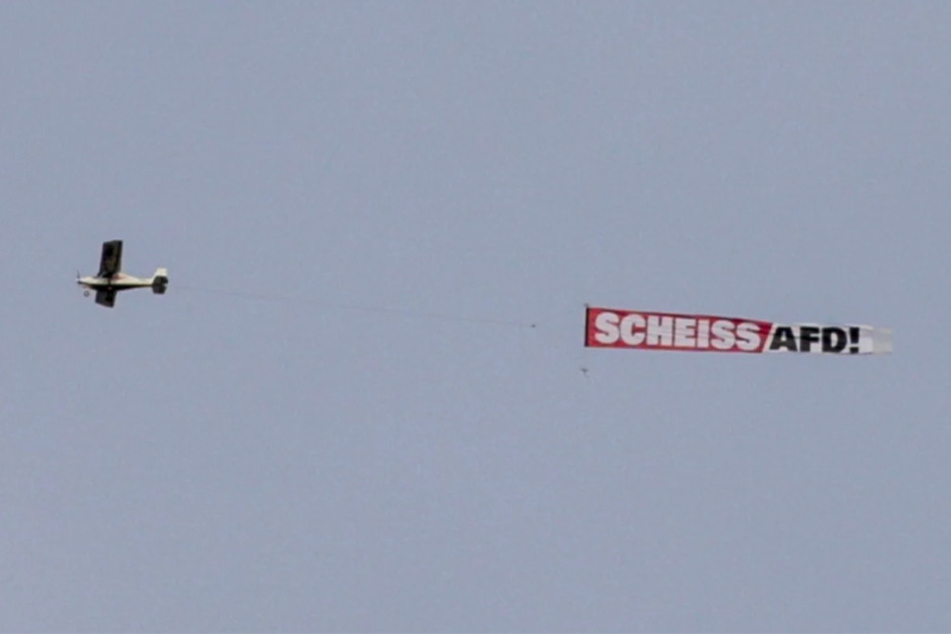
[76,240,168,308]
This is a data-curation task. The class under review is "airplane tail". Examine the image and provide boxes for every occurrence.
[151,267,168,294]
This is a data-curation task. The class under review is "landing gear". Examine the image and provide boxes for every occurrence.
[83,290,90,297]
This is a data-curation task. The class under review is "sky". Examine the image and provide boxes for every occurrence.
[1,1,948,632]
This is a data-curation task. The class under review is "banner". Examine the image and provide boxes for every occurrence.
[584,306,892,354]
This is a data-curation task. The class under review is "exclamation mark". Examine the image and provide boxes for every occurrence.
[849,326,860,354]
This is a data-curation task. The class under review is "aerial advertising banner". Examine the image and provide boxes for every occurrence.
[585,306,892,355]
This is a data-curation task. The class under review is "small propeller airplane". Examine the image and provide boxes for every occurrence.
[77,240,168,308]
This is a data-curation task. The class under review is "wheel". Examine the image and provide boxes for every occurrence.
[83,290,90,297]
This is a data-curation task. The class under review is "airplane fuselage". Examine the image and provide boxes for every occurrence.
[78,273,154,292]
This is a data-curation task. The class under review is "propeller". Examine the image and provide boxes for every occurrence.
[76,271,91,296]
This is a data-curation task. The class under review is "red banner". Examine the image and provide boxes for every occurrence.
[584,306,892,354]
[585,307,774,353]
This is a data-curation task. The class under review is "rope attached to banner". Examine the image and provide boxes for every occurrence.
[174,284,539,330]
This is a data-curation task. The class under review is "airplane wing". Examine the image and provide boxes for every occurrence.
[95,289,116,308]
[97,240,123,278]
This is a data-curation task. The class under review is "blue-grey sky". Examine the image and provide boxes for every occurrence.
[1,2,948,631]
